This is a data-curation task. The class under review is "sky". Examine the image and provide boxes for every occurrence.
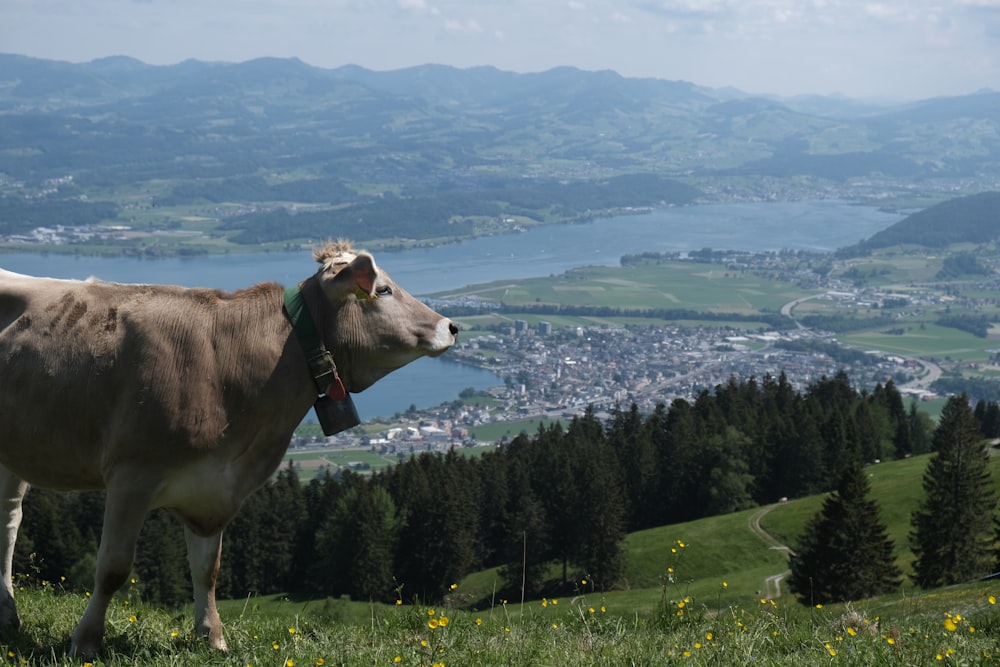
[2,0,999,101]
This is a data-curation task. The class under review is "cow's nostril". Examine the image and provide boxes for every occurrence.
[449,322,459,336]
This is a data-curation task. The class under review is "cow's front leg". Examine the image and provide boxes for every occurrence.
[70,482,150,659]
[0,469,28,632]
[184,528,227,650]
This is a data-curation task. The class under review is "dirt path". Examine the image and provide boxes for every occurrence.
[748,504,795,600]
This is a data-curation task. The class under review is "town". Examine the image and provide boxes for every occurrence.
[290,307,939,470]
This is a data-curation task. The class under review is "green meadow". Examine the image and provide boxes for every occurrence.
[440,260,813,318]
[6,453,998,665]
[840,323,999,363]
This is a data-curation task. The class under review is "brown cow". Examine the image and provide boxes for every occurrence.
[0,241,457,657]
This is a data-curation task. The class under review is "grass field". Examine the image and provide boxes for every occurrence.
[5,449,999,664]
[840,323,999,362]
[438,261,815,315]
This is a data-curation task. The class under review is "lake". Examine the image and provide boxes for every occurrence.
[1,200,902,420]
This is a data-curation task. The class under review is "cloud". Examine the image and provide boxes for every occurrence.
[443,18,483,34]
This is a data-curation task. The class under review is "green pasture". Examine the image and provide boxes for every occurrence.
[454,452,1000,617]
[440,261,814,315]
[283,448,399,478]
[837,255,942,284]
[6,452,1000,665]
[840,322,998,362]
[467,417,552,443]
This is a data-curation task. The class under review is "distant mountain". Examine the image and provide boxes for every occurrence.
[1,54,997,186]
[1,53,999,248]
[840,192,1000,254]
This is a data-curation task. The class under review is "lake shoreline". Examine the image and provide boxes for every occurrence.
[0,199,891,259]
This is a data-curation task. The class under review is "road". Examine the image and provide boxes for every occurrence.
[780,293,943,395]
[748,504,795,600]
[780,293,826,329]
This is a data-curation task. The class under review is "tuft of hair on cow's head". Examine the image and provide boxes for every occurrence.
[313,239,380,301]
[313,239,357,271]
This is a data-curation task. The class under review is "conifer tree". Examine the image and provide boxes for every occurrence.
[911,394,998,588]
[566,411,627,589]
[907,399,934,455]
[788,461,901,604]
[134,509,189,606]
[313,478,399,601]
[608,403,656,531]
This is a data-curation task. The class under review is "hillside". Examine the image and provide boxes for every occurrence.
[2,55,999,253]
[841,191,1000,253]
[6,452,999,666]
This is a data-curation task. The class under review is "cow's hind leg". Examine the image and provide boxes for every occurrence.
[184,528,227,650]
[70,481,151,658]
[0,468,28,632]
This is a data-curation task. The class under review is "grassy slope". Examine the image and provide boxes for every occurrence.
[5,453,1000,665]
[0,456,1000,667]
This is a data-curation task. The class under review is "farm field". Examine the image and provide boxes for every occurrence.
[441,261,813,315]
[839,323,999,363]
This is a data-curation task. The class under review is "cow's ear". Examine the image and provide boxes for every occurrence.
[323,252,379,301]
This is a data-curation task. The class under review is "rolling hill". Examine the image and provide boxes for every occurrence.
[841,191,1000,253]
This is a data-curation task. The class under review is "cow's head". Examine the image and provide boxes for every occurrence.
[311,240,458,392]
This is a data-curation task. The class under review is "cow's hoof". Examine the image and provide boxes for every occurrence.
[69,630,102,661]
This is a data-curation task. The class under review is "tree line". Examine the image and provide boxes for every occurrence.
[13,373,1000,609]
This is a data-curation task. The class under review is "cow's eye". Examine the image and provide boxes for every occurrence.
[376,285,393,296]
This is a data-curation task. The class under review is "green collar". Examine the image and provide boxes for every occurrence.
[283,285,347,400]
